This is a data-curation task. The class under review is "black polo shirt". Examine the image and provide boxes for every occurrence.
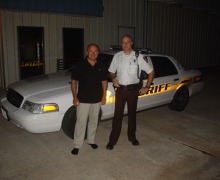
[71,59,107,103]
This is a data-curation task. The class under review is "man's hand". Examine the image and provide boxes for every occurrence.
[73,98,80,106]
[71,80,79,106]
[139,70,155,95]
[139,87,149,95]
[109,72,120,88]
[112,79,120,88]
[101,96,106,105]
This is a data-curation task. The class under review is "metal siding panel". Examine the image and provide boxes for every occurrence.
[0,10,5,87]
[77,17,85,28]
[175,7,181,62]
[1,0,146,86]
[56,14,64,65]
[195,13,202,67]
[147,2,220,68]
[147,2,151,48]
[1,10,9,85]
[64,15,72,28]
[193,14,201,66]
[0,9,8,87]
[208,17,215,67]
[102,0,112,46]
[212,17,220,66]
[97,16,105,49]
[167,5,173,56]
[21,12,32,26]
[124,0,130,25]
[137,0,144,47]
[71,16,78,27]
[130,0,136,27]
[113,0,120,44]
[189,10,194,68]
[149,2,156,51]
[12,11,21,79]
[89,18,98,44]
[48,14,57,73]
[207,16,214,67]
[181,8,188,66]
[31,12,41,26]
[40,13,50,73]
[156,3,161,53]
[170,6,176,58]
[179,9,186,65]
[160,4,165,54]
[84,18,90,46]
[3,11,17,83]
[169,6,173,57]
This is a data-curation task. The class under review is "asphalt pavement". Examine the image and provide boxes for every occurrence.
[0,67,220,179]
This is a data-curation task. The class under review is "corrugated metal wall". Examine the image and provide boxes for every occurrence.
[147,2,220,68]
[0,13,5,88]
[0,0,145,87]
[1,0,220,87]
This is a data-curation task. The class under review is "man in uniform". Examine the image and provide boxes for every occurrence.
[71,44,108,155]
[106,35,155,150]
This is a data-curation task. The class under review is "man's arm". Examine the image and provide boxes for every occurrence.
[139,70,155,95]
[71,80,79,106]
[145,70,155,88]
[109,72,120,87]
[101,80,108,105]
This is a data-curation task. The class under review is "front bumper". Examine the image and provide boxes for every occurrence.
[0,98,64,133]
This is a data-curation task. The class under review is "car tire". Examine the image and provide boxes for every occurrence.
[61,105,102,139]
[61,105,77,139]
[169,86,189,112]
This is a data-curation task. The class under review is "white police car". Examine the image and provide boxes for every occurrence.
[0,47,203,138]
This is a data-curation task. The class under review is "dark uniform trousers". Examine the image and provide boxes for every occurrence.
[109,88,139,145]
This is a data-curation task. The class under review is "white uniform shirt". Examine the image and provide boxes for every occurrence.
[108,50,154,85]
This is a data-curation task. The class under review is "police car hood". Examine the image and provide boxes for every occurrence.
[7,70,71,98]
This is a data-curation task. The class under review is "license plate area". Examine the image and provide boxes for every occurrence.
[1,107,9,120]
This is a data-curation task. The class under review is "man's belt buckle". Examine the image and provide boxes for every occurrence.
[120,84,139,91]
[126,85,133,91]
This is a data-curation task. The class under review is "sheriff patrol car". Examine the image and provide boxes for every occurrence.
[0,47,203,138]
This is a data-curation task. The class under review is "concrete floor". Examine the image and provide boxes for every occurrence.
[0,67,220,179]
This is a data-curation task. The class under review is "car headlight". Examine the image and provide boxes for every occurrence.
[22,101,59,114]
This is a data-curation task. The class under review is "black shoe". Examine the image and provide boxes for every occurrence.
[106,143,114,150]
[88,143,98,149]
[130,139,140,146]
[71,148,79,155]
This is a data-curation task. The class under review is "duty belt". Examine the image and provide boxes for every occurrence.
[119,83,141,91]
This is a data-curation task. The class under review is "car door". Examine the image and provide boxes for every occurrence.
[137,55,180,111]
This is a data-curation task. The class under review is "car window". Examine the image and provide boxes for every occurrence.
[150,56,178,78]
[97,53,114,82]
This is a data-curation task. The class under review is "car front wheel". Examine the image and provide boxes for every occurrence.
[61,105,102,139]
[169,86,189,112]
[61,105,76,139]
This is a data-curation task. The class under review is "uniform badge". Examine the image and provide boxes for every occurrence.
[143,56,148,63]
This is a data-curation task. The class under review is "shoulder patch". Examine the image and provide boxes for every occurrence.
[143,56,148,63]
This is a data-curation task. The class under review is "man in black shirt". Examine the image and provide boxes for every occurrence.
[71,44,107,155]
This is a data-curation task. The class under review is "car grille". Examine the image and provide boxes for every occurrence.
[6,88,24,108]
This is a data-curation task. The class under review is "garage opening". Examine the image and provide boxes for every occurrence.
[17,26,45,80]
